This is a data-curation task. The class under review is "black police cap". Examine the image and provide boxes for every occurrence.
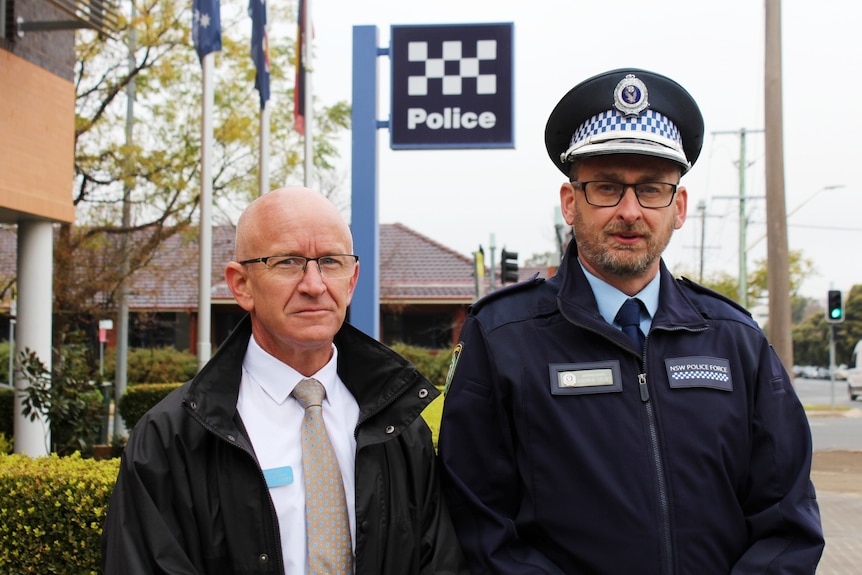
[544,68,704,175]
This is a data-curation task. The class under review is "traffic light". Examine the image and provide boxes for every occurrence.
[827,290,844,323]
[500,248,519,285]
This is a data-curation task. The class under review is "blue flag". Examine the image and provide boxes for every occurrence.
[250,0,270,109]
[192,0,222,60]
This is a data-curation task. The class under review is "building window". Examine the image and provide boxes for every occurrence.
[382,311,453,349]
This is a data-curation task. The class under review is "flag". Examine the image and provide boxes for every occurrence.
[192,0,222,60]
[249,0,270,109]
[294,0,306,135]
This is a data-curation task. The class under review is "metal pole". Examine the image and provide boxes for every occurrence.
[197,53,214,369]
[737,128,748,308]
[302,0,313,186]
[829,323,836,410]
[113,0,135,438]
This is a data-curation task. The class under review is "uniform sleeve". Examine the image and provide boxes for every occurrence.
[731,343,824,573]
[438,316,565,575]
[101,420,202,575]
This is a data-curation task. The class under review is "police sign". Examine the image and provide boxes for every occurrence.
[390,23,514,149]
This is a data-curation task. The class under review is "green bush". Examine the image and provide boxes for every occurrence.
[0,452,120,573]
[104,347,198,385]
[117,383,181,430]
[389,343,453,388]
[0,340,10,385]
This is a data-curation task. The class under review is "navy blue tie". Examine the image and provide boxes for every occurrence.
[618,298,645,351]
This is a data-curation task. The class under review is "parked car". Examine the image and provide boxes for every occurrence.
[848,369,862,402]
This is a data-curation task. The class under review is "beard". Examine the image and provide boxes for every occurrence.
[573,211,675,278]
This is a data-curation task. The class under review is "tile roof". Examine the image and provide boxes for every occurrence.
[1,223,549,310]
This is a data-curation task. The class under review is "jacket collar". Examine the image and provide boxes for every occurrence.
[185,315,438,443]
[553,241,708,333]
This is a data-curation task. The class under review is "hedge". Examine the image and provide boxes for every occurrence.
[0,452,120,574]
[117,383,182,430]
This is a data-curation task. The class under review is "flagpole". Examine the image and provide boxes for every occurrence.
[302,0,313,187]
[259,105,270,196]
[198,51,214,371]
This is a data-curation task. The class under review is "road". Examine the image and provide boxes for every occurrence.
[793,376,862,452]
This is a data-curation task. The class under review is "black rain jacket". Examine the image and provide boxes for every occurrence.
[102,315,468,575]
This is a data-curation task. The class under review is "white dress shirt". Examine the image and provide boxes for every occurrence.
[236,335,360,574]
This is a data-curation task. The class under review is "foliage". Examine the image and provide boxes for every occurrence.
[0,452,120,573]
[104,346,198,384]
[389,343,453,388]
[793,284,862,367]
[0,340,9,385]
[118,383,181,430]
[48,0,350,358]
[16,346,105,457]
[693,250,814,310]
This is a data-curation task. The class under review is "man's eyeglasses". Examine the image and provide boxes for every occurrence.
[570,181,678,208]
[238,254,359,279]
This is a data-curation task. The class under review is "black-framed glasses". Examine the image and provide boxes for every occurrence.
[238,254,359,279]
[571,181,678,208]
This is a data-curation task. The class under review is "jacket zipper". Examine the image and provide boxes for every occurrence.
[187,404,285,572]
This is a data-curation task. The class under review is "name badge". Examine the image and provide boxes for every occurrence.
[549,361,622,395]
[263,466,294,487]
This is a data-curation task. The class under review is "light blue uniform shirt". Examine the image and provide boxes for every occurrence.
[579,259,660,337]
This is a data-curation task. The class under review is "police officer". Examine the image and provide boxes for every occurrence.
[438,68,824,574]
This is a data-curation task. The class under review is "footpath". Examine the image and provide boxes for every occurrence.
[808,409,862,574]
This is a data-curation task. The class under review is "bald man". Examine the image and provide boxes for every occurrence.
[102,188,467,575]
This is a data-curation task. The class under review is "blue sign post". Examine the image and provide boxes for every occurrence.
[350,23,514,339]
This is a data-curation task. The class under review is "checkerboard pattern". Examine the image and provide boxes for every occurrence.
[407,40,497,96]
[570,109,683,149]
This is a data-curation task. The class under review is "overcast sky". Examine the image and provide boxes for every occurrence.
[296,0,861,302]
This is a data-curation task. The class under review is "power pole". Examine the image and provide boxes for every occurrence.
[765,0,793,372]
[713,128,763,308]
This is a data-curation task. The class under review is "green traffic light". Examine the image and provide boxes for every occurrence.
[831,309,842,319]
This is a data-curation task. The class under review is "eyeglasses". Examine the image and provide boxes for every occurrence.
[570,181,678,208]
[238,254,359,279]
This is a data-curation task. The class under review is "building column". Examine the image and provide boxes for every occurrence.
[14,220,53,456]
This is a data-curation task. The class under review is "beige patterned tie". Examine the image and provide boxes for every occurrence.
[292,378,354,575]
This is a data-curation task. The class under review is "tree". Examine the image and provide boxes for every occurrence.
[792,284,862,367]
[52,0,349,346]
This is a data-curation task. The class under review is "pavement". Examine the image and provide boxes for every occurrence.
[807,410,862,574]
[816,491,862,574]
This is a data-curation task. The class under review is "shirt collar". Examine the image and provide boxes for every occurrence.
[579,259,660,327]
[243,335,340,405]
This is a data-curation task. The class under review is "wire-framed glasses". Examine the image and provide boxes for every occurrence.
[238,254,359,279]
[571,181,678,208]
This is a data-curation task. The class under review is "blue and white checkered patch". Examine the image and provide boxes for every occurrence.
[665,356,733,391]
[570,109,683,149]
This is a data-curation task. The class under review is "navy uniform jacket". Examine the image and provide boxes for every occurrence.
[438,246,824,574]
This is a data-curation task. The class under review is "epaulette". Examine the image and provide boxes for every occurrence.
[469,273,545,313]
[677,276,752,317]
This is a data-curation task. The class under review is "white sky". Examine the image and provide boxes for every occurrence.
[296,0,862,301]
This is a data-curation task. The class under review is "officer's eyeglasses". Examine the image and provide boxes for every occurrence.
[570,181,678,209]
[238,254,359,279]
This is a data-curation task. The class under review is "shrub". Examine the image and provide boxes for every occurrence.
[104,347,198,385]
[0,452,120,573]
[17,348,104,457]
[117,383,181,430]
[389,343,453,388]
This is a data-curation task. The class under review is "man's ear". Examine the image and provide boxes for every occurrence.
[225,262,254,312]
